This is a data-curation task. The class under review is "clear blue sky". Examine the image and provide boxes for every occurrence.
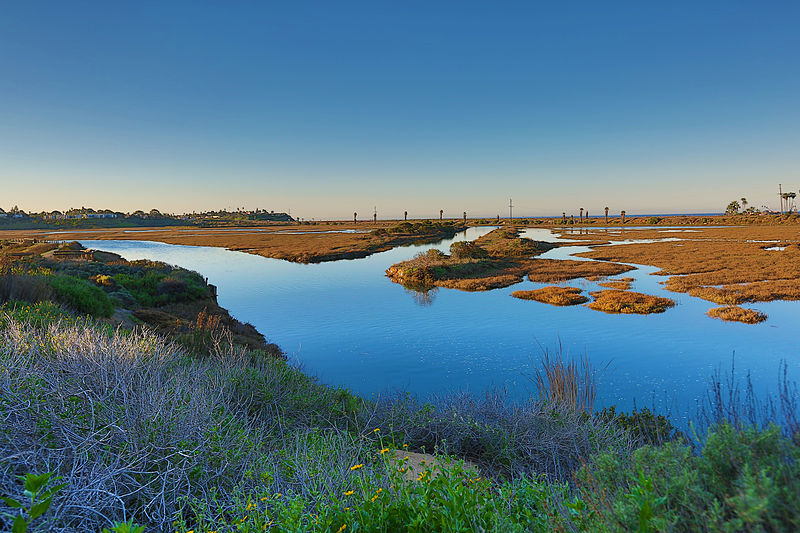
[2,1,798,218]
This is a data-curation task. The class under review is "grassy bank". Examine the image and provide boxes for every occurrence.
[1,310,799,531]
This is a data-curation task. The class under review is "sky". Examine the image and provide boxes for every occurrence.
[1,1,799,219]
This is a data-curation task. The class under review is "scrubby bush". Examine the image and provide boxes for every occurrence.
[49,274,114,317]
[449,241,488,259]
[599,406,687,446]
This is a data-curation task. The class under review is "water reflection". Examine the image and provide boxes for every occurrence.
[405,286,438,306]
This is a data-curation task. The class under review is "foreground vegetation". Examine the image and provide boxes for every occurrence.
[1,307,799,531]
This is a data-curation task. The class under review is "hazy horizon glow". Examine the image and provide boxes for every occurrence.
[2,2,799,218]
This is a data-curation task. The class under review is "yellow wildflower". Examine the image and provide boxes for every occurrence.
[350,464,364,471]
[344,490,354,496]
[336,525,347,533]
[373,428,380,433]
[379,448,389,455]
[260,496,268,501]
[247,502,255,510]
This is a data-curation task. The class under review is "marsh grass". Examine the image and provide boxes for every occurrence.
[511,286,589,306]
[707,305,767,324]
[587,289,675,314]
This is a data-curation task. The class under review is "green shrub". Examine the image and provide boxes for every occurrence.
[574,423,800,531]
[49,275,114,317]
[599,406,686,445]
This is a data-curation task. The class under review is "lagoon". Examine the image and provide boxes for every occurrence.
[81,227,799,415]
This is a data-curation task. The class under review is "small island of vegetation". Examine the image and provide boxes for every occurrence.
[386,227,635,292]
[511,286,590,306]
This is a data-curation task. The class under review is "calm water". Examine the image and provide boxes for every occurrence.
[81,228,799,414]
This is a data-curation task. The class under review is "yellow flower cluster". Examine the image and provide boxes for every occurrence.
[350,463,364,471]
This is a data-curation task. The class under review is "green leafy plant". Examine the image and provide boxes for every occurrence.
[626,471,668,532]
[1,472,66,533]
[101,518,147,533]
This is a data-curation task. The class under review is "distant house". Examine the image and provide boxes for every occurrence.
[0,209,6,218]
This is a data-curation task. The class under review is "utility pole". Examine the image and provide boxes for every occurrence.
[373,206,377,223]
[508,198,513,221]
[779,184,784,214]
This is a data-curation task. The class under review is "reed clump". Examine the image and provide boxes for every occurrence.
[707,305,767,324]
[534,350,600,414]
[511,286,589,306]
[587,290,675,314]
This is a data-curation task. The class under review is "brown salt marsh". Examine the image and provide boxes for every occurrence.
[707,305,768,324]
[587,290,676,314]
[511,286,589,306]
[386,227,635,292]
[572,225,800,305]
[0,221,466,263]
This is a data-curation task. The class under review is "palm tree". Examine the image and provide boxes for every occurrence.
[353,212,357,224]
[440,209,443,221]
[741,197,748,211]
[404,211,408,221]
[604,206,609,224]
[562,212,566,224]
[463,211,467,223]
[579,207,583,223]
[621,210,626,224]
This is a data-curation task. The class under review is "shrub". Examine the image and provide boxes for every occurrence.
[599,406,687,445]
[49,275,114,317]
[449,241,488,259]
